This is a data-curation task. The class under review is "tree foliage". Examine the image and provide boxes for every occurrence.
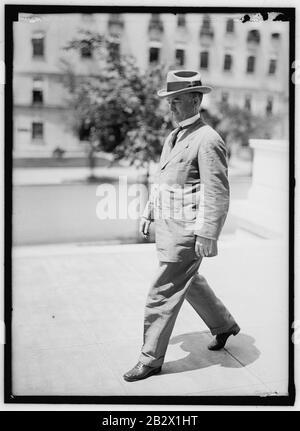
[61,30,172,169]
[216,102,281,148]
[61,29,282,172]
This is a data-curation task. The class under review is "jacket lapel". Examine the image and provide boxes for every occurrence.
[160,118,206,170]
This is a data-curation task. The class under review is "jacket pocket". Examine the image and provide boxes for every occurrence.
[160,162,191,187]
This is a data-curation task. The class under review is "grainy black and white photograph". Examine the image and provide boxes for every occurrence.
[6,4,294,403]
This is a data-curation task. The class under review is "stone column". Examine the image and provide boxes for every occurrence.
[231,139,289,238]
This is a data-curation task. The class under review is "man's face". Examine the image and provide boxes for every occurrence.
[166,93,196,123]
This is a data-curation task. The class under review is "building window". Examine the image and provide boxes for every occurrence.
[202,15,211,30]
[108,13,123,26]
[244,95,251,111]
[175,49,185,66]
[32,32,45,58]
[200,51,209,69]
[32,89,43,104]
[108,41,120,60]
[226,18,235,33]
[32,122,44,140]
[79,119,92,141]
[148,14,164,32]
[247,29,261,44]
[223,54,233,71]
[32,78,43,105]
[268,58,277,75]
[149,47,160,64]
[246,55,256,73]
[271,32,280,41]
[266,97,273,115]
[200,15,214,38]
[177,14,186,27]
[81,13,95,23]
[221,92,229,103]
[108,13,124,37]
[81,41,92,58]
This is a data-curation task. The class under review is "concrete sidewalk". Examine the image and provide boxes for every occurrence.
[12,236,289,397]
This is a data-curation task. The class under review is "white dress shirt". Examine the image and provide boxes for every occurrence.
[177,113,201,139]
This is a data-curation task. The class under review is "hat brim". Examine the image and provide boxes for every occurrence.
[157,85,212,98]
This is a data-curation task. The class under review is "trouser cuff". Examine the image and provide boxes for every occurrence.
[138,353,164,368]
[210,322,240,336]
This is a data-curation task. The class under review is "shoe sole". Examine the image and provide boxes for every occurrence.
[123,366,162,382]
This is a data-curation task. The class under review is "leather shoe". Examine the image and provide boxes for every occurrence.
[208,324,240,351]
[123,361,162,382]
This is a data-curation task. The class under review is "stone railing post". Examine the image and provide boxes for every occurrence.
[231,139,289,238]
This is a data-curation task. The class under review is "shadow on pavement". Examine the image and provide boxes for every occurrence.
[162,331,260,374]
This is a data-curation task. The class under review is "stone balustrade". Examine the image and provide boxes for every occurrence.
[231,139,289,239]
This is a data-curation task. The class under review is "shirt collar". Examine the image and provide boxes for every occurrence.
[178,113,200,128]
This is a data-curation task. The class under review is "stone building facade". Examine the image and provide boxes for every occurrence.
[13,12,289,157]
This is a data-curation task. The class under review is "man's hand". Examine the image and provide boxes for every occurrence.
[140,217,151,239]
[195,236,217,258]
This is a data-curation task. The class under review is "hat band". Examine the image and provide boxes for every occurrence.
[166,80,202,92]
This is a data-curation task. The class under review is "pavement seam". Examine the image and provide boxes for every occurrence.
[223,347,274,394]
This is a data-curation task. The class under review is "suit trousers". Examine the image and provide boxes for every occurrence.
[139,258,238,368]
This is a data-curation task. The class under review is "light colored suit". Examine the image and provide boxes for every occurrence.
[139,117,238,368]
[142,117,229,262]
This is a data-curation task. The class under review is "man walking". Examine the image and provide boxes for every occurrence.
[123,70,240,382]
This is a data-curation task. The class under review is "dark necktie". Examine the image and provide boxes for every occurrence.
[169,126,184,149]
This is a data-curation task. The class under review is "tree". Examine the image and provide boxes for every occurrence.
[215,102,281,158]
[60,30,172,182]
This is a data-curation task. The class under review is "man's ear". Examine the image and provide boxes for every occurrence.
[192,93,203,107]
[191,94,198,107]
[198,93,203,106]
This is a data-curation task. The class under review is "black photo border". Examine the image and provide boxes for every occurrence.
[4,3,296,406]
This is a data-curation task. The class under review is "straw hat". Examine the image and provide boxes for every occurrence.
[157,70,212,98]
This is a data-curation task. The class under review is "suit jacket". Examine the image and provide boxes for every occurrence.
[142,117,230,262]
